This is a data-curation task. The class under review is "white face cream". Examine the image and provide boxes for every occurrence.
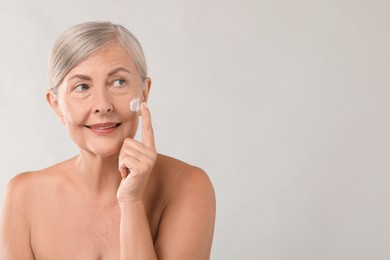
[130,97,140,112]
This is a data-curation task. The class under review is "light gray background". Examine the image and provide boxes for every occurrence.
[0,0,389,259]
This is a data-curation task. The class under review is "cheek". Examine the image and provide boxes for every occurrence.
[60,101,86,125]
[117,96,141,136]
[120,100,139,122]
[119,89,142,115]
[129,97,140,112]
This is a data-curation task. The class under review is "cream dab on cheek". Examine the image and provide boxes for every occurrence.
[130,97,140,112]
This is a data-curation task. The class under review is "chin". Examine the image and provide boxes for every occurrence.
[82,142,122,158]
[91,149,119,158]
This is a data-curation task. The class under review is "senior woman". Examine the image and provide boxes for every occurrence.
[0,21,215,259]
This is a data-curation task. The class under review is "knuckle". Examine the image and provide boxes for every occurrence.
[124,138,133,145]
[121,154,129,161]
[151,152,157,161]
[134,167,142,175]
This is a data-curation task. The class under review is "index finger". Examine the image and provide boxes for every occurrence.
[140,102,156,150]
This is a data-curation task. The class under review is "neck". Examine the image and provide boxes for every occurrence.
[71,150,122,197]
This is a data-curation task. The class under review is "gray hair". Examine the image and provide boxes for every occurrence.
[48,21,148,94]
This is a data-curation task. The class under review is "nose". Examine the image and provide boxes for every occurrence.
[93,89,113,114]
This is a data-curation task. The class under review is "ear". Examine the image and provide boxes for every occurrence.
[142,77,152,103]
[46,90,65,124]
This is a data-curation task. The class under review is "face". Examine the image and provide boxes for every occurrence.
[47,43,151,158]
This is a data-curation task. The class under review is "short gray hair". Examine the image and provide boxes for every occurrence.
[48,21,148,94]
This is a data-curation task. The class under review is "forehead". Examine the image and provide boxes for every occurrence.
[66,43,137,76]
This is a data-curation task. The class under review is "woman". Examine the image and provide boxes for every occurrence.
[0,21,216,259]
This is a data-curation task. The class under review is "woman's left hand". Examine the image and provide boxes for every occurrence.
[117,102,157,204]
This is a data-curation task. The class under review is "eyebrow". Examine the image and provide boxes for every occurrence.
[67,67,131,82]
[67,74,92,81]
[108,67,131,76]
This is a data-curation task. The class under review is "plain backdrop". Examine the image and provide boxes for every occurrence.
[0,0,389,259]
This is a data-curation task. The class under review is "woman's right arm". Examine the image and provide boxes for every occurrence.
[0,174,35,259]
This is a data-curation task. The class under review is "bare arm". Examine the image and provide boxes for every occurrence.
[117,103,215,259]
[119,201,157,260]
[119,167,215,260]
[0,174,35,259]
[117,102,158,259]
[154,167,216,259]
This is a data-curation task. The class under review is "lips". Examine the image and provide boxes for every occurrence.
[84,122,121,134]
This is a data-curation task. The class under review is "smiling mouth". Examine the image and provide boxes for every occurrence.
[85,123,122,130]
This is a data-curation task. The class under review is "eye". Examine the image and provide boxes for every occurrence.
[112,79,126,88]
[74,84,89,92]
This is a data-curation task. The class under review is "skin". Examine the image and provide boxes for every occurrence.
[0,43,216,259]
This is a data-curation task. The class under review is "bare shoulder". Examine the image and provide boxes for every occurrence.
[160,153,215,209]
[153,154,216,259]
[5,171,44,203]
[0,169,56,259]
[3,161,68,210]
[154,153,215,198]
[6,166,57,194]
